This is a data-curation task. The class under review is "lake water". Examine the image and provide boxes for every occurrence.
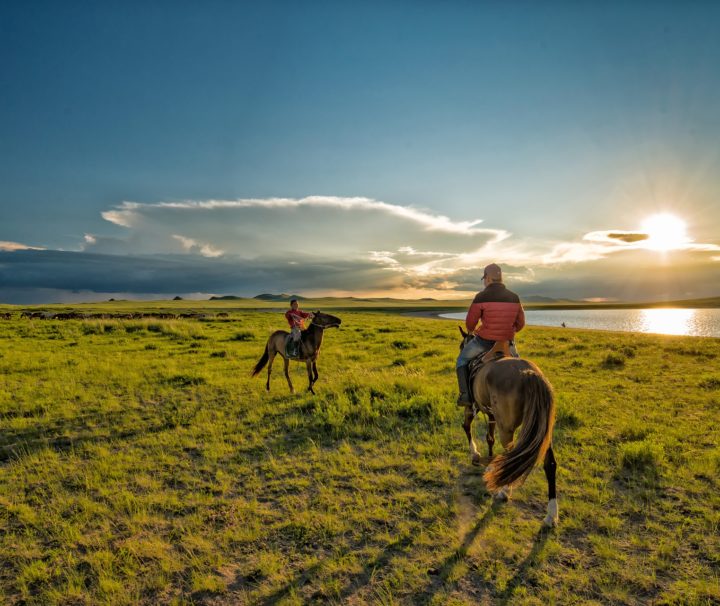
[439,308,720,338]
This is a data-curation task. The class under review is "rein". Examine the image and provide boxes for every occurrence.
[310,320,340,329]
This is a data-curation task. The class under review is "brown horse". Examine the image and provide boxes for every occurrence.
[251,311,341,394]
[459,327,558,527]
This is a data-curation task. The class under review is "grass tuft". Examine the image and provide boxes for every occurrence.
[601,353,626,369]
[620,440,665,477]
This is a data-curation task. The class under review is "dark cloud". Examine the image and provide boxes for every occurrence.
[0,250,400,302]
[606,232,649,243]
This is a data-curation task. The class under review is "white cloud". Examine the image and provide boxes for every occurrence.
[171,234,224,258]
[107,196,498,236]
[67,195,720,299]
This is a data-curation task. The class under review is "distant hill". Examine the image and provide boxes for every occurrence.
[253,293,305,301]
[523,295,581,303]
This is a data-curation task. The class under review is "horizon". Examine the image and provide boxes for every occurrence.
[2,2,720,304]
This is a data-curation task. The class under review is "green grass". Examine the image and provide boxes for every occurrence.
[0,309,719,604]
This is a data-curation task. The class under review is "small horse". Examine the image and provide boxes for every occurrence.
[251,311,341,394]
[459,327,558,527]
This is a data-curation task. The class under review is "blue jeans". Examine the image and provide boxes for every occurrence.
[456,336,518,369]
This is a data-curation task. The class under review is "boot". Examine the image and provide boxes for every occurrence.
[456,365,471,407]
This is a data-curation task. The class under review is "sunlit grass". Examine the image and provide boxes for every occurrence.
[0,309,718,604]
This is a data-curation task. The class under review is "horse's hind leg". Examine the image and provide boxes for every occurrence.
[283,357,294,393]
[463,407,482,466]
[305,361,315,394]
[312,361,319,384]
[266,351,277,391]
[492,425,515,502]
[543,445,558,528]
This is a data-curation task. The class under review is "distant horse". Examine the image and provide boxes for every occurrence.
[251,311,342,394]
[459,327,558,527]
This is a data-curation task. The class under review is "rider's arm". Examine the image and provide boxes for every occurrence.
[514,304,526,332]
[465,302,482,333]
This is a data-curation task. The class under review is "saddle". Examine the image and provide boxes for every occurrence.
[467,340,512,412]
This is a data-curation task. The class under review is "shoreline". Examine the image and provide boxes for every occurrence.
[401,310,456,320]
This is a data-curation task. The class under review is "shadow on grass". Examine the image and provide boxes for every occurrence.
[248,533,416,605]
[418,501,499,605]
[496,527,552,605]
[0,404,201,462]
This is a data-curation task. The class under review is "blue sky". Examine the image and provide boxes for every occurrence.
[2,1,720,303]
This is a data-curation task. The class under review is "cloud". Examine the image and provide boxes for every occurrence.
[86,196,510,274]
[605,232,649,243]
[3,196,720,303]
[171,235,224,258]
[102,197,498,236]
[0,240,45,251]
[0,250,403,297]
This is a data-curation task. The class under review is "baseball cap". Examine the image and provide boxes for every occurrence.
[482,263,502,280]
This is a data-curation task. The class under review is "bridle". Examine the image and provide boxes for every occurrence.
[310,314,341,329]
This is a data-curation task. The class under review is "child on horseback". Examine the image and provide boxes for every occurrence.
[456,263,525,406]
[285,299,313,358]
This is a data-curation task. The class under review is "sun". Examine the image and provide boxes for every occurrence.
[640,213,689,252]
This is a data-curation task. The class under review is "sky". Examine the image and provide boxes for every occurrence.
[2,1,720,304]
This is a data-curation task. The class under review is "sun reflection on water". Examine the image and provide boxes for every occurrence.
[639,308,695,336]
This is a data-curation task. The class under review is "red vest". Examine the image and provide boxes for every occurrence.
[465,283,525,341]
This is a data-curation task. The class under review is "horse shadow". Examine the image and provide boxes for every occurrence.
[420,464,554,605]
[419,501,498,605]
[496,527,553,604]
[238,533,417,605]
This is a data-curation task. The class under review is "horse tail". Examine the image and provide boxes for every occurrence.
[251,343,270,377]
[484,368,555,492]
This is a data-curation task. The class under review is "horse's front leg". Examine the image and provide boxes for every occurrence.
[543,444,558,528]
[312,361,319,384]
[486,415,496,460]
[283,357,294,393]
[463,406,482,466]
[306,360,315,394]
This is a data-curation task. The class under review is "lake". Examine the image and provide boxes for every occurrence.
[440,308,720,338]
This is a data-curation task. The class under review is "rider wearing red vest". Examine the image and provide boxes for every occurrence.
[456,263,525,406]
[285,299,313,357]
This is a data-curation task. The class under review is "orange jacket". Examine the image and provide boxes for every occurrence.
[465,283,525,341]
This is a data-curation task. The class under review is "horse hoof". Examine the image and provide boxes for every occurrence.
[543,499,558,528]
[471,455,482,467]
[477,456,494,466]
[493,489,509,503]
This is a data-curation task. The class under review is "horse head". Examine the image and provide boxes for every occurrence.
[458,325,472,350]
[311,311,342,329]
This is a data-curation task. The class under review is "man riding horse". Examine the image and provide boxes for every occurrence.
[456,263,526,406]
[285,299,314,358]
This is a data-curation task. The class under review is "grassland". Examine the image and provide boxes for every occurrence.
[0,307,718,605]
